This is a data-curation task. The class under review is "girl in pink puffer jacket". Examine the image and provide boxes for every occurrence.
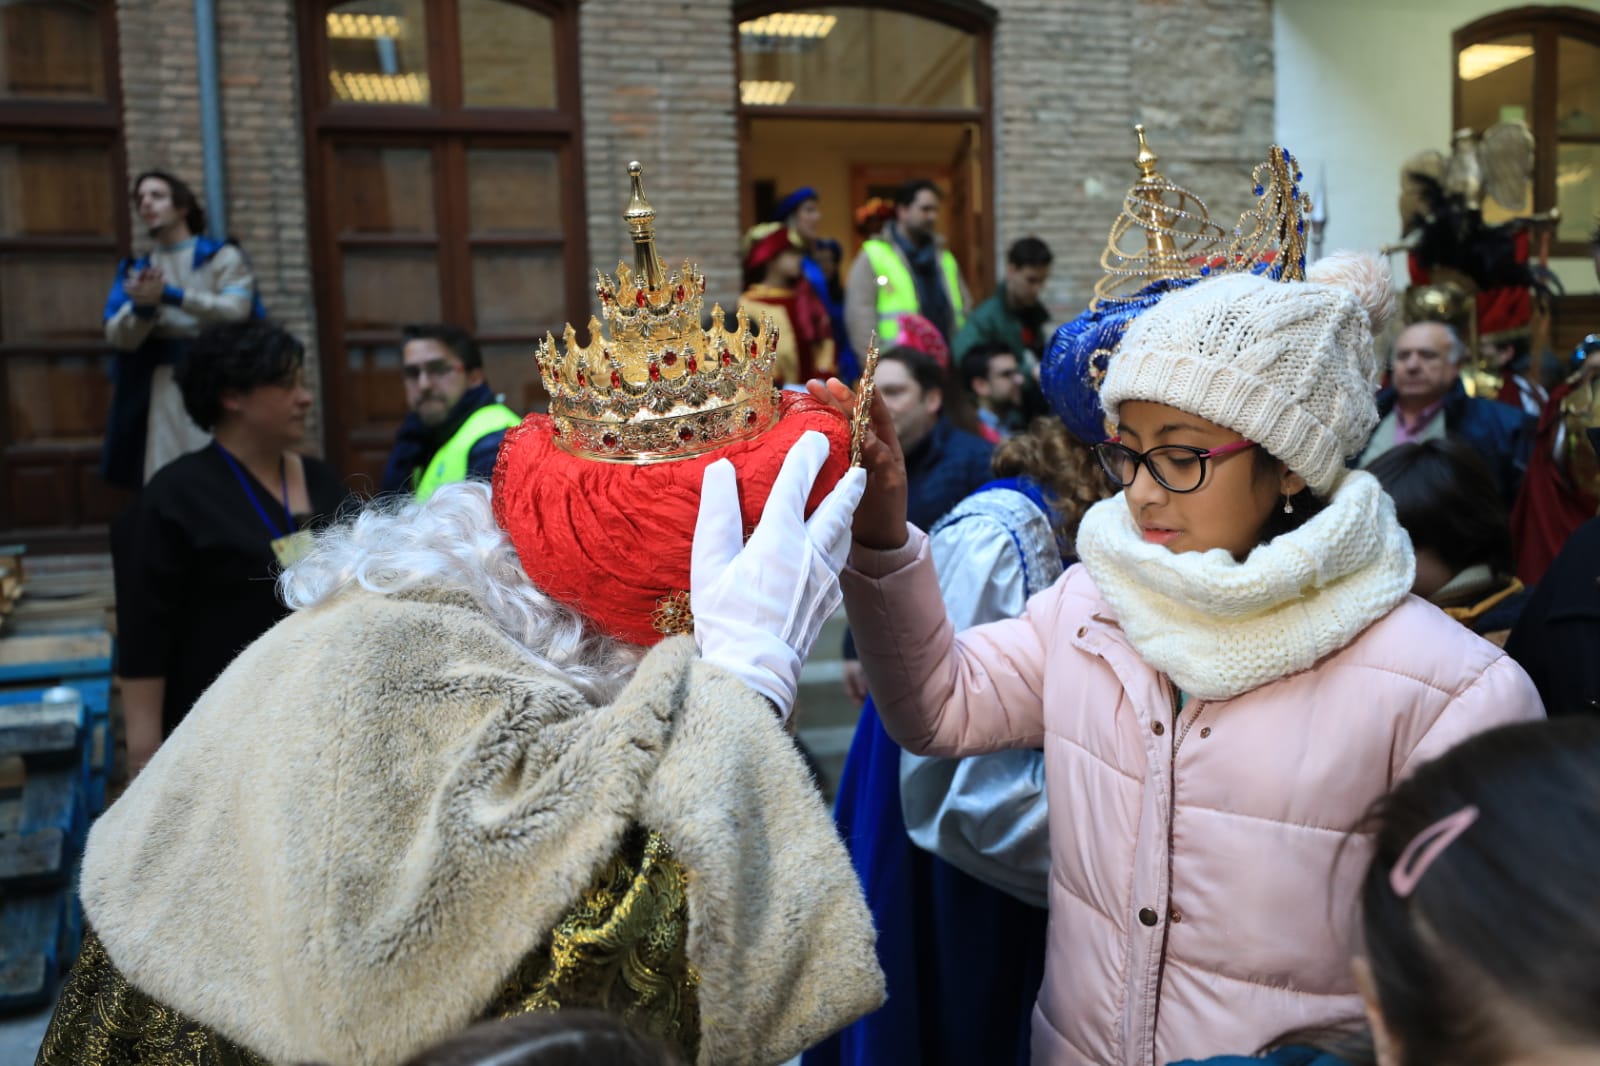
[809,252,1543,1065]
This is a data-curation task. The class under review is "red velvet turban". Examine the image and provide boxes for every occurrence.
[492,391,852,647]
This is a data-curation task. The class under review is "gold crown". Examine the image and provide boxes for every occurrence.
[1093,126,1312,307]
[537,162,781,463]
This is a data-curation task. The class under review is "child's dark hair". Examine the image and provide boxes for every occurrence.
[176,320,304,431]
[132,169,206,235]
[1365,439,1512,575]
[1359,717,1600,1066]
[1251,447,1325,541]
[396,1010,683,1066]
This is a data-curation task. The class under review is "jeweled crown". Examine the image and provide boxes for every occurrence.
[537,162,781,463]
[1093,126,1312,308]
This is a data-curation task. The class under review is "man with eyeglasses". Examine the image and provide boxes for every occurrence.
[380,323,521,499]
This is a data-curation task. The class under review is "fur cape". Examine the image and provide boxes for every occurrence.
[79,586,884,1065]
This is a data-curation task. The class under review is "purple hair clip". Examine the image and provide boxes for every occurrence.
[1389,806,1479,898]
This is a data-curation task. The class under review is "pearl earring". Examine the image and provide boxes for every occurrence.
[1282,493,1294,515]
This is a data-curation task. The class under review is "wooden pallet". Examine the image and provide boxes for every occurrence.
[0,630,113,685]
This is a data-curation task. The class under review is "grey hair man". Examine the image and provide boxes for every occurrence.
[1361,320,1533,504]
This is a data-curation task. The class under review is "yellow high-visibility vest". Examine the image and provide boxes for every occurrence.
[862,239,965,346]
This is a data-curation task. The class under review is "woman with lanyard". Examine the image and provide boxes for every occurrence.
[120,320,350,775]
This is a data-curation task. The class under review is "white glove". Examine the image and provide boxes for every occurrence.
[691,430,866,720]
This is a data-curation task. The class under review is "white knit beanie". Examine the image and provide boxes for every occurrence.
[1099,251,1394,498]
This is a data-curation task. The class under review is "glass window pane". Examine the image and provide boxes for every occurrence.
[1458,34,1535,134]
[335,146,436,235]
[0,144,116,238]
[0,254,109,344]
[738,7,976,110]
[459,0,556,109]
[341,249,440,330]
[468,149,561,234]
[472,247,563,333]
[326,0,429,106]
[481,341,543,414]
[7,355,112,444]
[1558,36,1600,135]
[0,1,105,100]
[1557,142,1599,245]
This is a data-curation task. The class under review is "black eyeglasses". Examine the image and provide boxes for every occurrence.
[402,358,463,383]
[1094,436,1259,494]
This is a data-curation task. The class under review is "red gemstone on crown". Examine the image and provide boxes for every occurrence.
[745,409,758,425]
[721,351,734,366]
[649,363,661,382]
[663,350,677,366]
[678,426,695,442]
[576,371,586,387]
[748,339,758,356]
[635,289,647,308]
[610,370,622,389]
[686,356,698,373]
[675,284,685,301]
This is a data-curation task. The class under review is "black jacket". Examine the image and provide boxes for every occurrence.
[1373,379,1533,505]
[1505,517,1600,717]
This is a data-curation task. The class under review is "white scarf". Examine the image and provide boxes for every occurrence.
[1074,471,1415,701]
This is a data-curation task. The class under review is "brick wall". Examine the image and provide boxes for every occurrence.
[114,0,321,448]
[578,0,743,312]
[990,0,1276,316]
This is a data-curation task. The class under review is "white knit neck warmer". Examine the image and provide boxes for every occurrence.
[1074,471,1415,701]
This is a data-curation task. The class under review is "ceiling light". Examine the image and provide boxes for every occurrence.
[329,71,428,103]
[740,80,796,106]
[1457,43,1534,81]
[739,13,838,39]
[326,13,403,39]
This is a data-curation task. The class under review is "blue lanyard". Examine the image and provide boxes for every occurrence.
[214,442,295,539]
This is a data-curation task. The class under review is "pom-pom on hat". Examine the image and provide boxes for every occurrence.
[1099,250,1395,497]
[494,162,858,646]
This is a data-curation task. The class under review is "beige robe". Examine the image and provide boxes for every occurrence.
[77,586,883,1065]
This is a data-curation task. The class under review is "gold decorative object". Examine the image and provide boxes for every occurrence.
[1093,128,1312,308]
[849,335,881,468]
[1094,125,1227,306]
[1561,372,1600,502]
[538,162,782,464]
[650,590,695,637]
[1226,145,1311,282]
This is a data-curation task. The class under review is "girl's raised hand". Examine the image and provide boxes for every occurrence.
[806,376,910,551]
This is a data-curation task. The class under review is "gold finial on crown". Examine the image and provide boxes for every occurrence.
[1094,126,1227,307]
[537,162,781,463]
[1092,128,1315,307]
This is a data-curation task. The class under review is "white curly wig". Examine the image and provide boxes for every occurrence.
[278,482,640,703]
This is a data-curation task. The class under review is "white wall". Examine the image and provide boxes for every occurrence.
[1274,0,1600,295]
